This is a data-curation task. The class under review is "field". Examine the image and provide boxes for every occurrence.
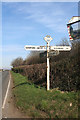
[11,71,78,118]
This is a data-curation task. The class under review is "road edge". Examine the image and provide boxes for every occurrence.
[2,71,11,109]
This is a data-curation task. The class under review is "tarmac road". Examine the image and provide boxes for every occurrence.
[0,71,2,119]
[0,71,2,99]
[2,71,29,118]
[2,71,10,104]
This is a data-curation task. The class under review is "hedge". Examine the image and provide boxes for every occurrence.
[12,53,79,91]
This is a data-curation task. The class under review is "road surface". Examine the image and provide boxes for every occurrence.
[2,71,10,104]
[0,71,2,119]
[2,71,29,118]
[0,71,2,100]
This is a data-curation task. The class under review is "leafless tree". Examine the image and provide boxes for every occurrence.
[24,51,46,65]
[11,57,24,67]
[57,37,70,46]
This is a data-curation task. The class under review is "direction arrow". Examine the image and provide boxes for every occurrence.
[49,50,59,57]
[40,50,59,57]
[50,46,71,51]
[24,45,46,51]
[40,51,47,57]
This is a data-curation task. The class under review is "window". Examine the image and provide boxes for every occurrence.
[70,22,80,40]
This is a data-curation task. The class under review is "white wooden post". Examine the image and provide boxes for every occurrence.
[44,35,53,91]
[47,41,50,90]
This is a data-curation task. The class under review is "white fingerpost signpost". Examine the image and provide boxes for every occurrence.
[24,35,71,91]
[44,35,53,90]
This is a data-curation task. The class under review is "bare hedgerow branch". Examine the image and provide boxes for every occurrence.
[11,57,24,67]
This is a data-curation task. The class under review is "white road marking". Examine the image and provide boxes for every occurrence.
[2,71,11,109]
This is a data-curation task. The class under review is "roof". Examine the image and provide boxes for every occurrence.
[67,16,80,25]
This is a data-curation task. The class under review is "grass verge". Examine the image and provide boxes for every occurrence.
[11,71,78,118]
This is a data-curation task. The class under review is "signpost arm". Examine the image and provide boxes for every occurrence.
[47,41,50,90]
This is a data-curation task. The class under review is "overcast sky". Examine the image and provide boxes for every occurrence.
[1,2,78,69]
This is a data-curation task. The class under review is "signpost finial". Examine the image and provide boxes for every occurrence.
[44,35,53,43]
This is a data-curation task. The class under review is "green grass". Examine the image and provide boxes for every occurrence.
[11,71,78,118]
